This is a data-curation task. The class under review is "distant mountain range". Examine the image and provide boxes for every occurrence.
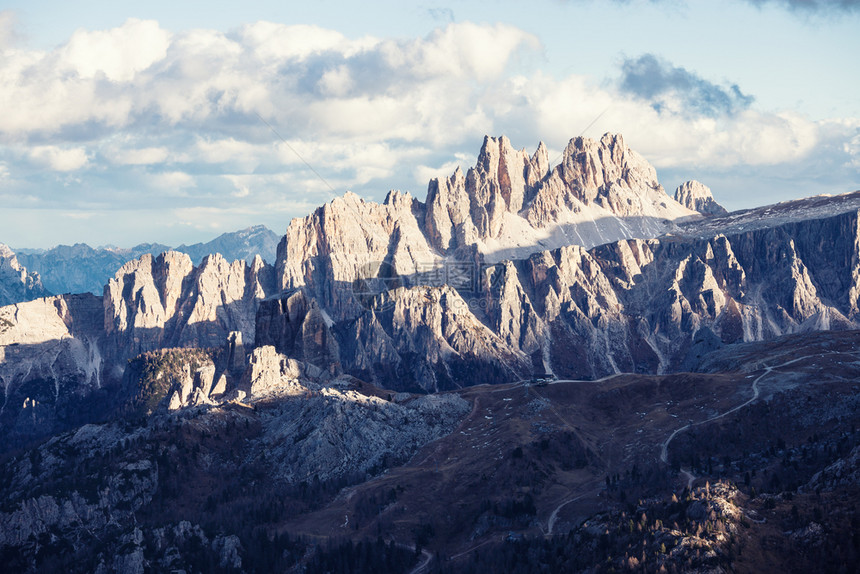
[8,225,279,296]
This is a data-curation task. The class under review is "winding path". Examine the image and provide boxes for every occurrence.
[679,469,696,489]
[660,354,819,465]
[407,548,433,574]
[546,489,599,535]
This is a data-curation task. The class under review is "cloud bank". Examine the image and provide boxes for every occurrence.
[0,17,856,247]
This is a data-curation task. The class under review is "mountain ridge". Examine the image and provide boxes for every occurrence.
[9,225,279,297]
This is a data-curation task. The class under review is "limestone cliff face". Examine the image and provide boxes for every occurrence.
[0,244,49,306]
[0,251,276,447]
[0,293,105,445]
[14,242,169,297]
[349,284,532,392]
[5,133,860,417]
[255,289,342,372]
[276,191,440,320]
[14,225,278,297]
[507,208,860,378]
[255,283,531,393]
[275,133,697,326]
[527,133,672,222]
[105,251,275,357]
[674,180,728,216]
[265,134,860,390]
[421,133,697,262]
[424,136,550,252]
[262,204,860,389]
[517,134,697,260]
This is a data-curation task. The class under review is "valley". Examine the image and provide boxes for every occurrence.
[281,331,860,558]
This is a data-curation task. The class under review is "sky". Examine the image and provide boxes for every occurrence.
[0,0,858,249]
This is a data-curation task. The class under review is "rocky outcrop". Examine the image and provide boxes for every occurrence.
[104,251,275,358]
[9,200,860,420]
[0,422,158,550]
[528,133,683,222]
[0,356,471,568]
[255,282,531,393]
[263,135,860,390]
[510,207,860,377]
[805,445,860,492]
[0,251,276,448]
[276,190,440,319]
[0,244,49,306]
[674,180,728,216]
[267,204,860,389]
[238,345,321,399]
[354,285,532,392]
[5,133,860,420]
[258,388,471,484]
[0,293,104,446]
[255,289,342,372]
[424,135,549,253]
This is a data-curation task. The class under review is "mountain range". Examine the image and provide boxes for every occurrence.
[0,133,858,573]
[8,224,278,297]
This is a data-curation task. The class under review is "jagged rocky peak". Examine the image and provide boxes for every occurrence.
[277,190,440,316]
[558,133,658,203]
[468,135,549,214]
[526,133,696,226]
[275,132,710,331]
[424,136,550,252]
[104,250,276,356]
[0,243,48,306]
[420,132,700,262]
[674,180,728,216]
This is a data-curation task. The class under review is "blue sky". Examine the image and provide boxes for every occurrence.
[1,0,858,248]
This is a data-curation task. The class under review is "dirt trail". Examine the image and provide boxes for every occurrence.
[546,488,599,535]
[660,354,822,464]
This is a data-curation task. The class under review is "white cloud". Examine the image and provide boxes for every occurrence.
[238,22,353,61]
[0,16,857,248]
[193,138,265,168]
[107,145,170,165]
[413,153,476,185]
[28,145,89,171]
[844,132,860,169]
[318,65,354,97]
[60,18,170,82]
[62,211,95,220]
[0,10,18,49]
[149,170,195,190]
[413,22,539,82]
[494,72,824,170]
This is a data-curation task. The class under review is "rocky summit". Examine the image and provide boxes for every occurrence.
[0,244,48,306]
[1,132,859,573]
[674,179,728,216]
